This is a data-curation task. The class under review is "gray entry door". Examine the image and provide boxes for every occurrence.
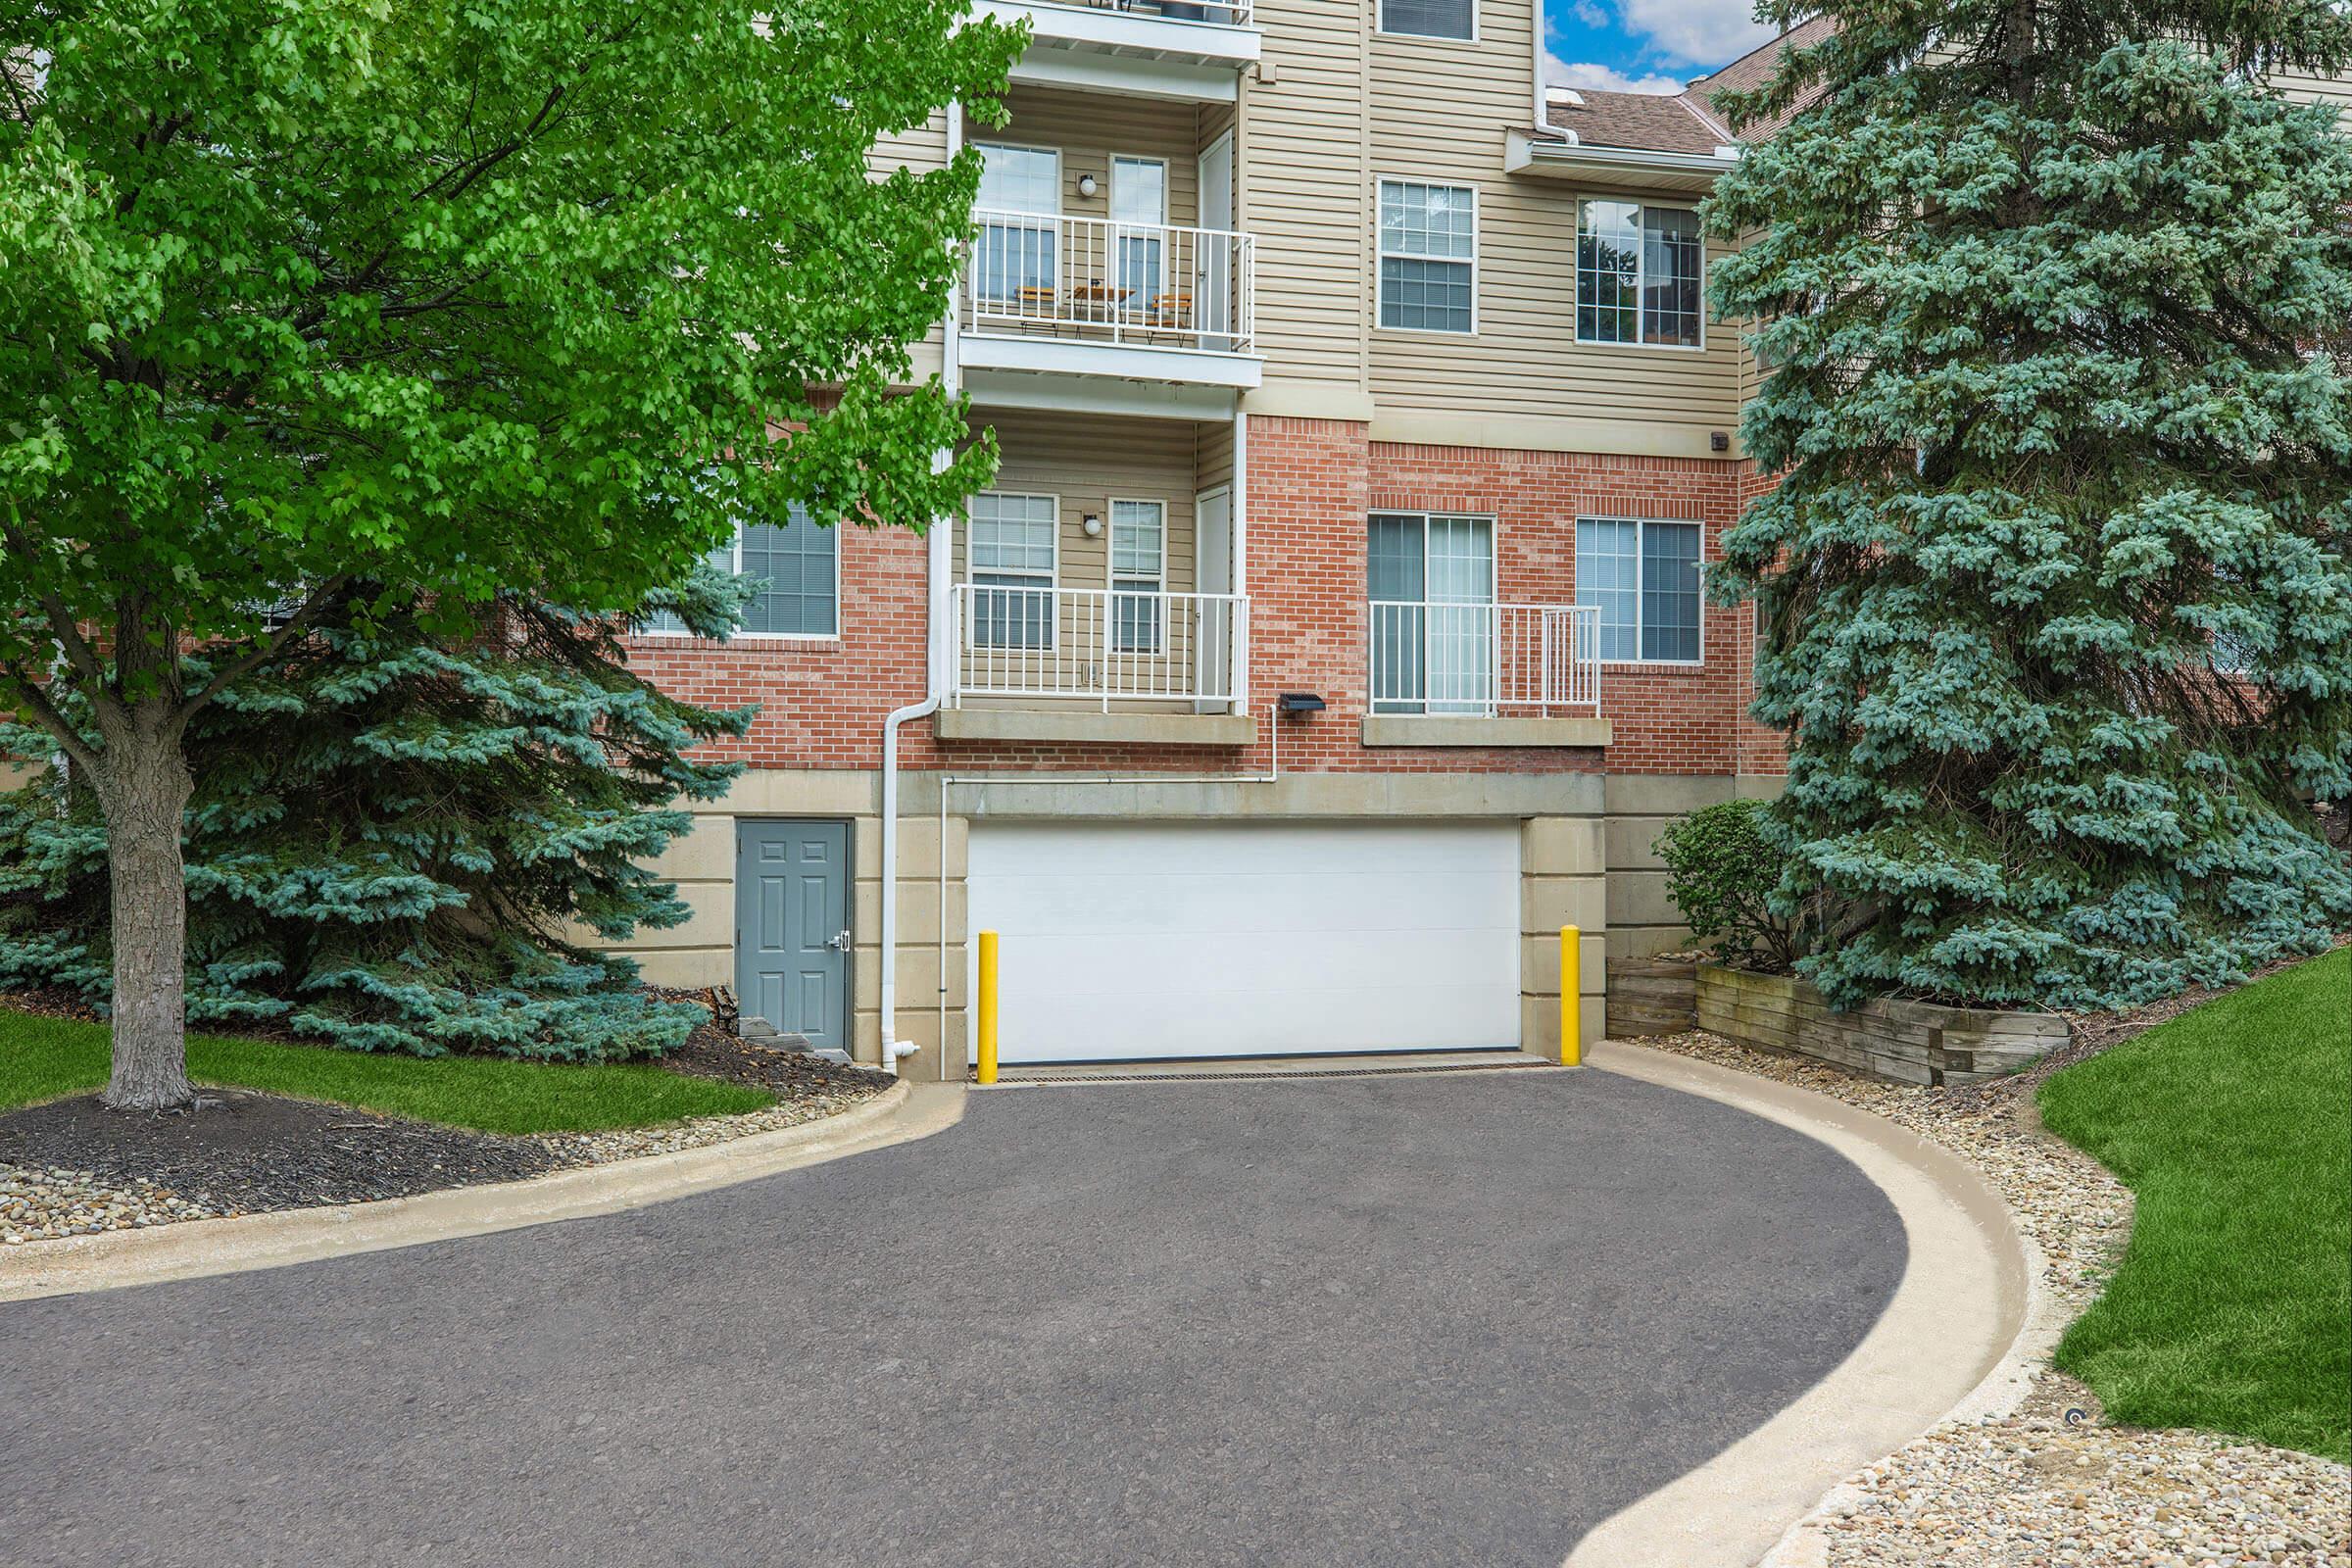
[736,819,851,1053]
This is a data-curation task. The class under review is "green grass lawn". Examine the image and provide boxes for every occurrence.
[0,1008,773,1136]
[2039,947,2351,1462]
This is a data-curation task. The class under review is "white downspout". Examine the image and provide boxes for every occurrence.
[878,96,966,1076]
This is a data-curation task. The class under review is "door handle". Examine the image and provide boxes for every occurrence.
[826,929,852,953]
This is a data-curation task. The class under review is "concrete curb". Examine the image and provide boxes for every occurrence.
[1563,1041,2034,1568]
[0,1079,963,1303]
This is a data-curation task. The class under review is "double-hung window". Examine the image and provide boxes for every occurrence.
[1110,499,1166,654]
[1378,180,1477,334]
[1576,200,1703,348]
[1380,0,1474,39]
[970,492,1057,650]
[642,503,838,639]
[1576,517,1701,662]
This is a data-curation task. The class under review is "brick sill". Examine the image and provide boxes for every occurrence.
[1359,715,1613,749]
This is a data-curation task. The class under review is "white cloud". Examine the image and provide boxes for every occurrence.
[1544,53,1688,95]
[1616,0,1775,68]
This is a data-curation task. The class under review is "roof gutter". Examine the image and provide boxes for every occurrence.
[1503,129,1743,178]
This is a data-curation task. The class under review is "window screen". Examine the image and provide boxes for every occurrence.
[1379,181,1476,333]
[642,504,836,638]
[970,492,1056,650]
[1577,201,1703,348]
[1381,0,1473,39]
[1577,517,1699,662]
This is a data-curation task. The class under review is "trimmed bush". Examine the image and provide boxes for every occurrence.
[1654,800,1806,970]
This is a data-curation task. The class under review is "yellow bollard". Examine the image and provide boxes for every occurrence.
[976,929,1000,1086]
[1559,924,1582,1067]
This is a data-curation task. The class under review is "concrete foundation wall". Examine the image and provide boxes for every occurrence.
[610,766,1612,1077]
[1601,772,1784,962]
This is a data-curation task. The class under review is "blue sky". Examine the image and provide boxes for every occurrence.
[1542,0,1776,93]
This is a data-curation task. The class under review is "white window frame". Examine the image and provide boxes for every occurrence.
[1575,515,1706,667]
[1574,199,1707,353]
[1375,0,1478,42]
[636,514,841,643]
[968,489,1061,652]
[1375,178,1480,337]
[1108,496,1168,655]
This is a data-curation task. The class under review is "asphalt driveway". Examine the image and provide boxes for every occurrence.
[1,1069,1903,1567]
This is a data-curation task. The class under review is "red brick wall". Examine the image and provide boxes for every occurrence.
[624,416,1786,778]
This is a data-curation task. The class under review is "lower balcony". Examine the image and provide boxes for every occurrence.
[940,583,1255,746]
[1363,602,1612,748]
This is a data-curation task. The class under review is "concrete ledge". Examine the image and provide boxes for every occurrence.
[1563,1042,2032,1568]
[1360,715,1612,749]
[0,1081,964,1303]
[936,708,1257,747]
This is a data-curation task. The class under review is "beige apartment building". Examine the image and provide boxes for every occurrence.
[612,3,2349,1079]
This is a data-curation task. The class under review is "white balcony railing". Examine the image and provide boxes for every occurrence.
[1025,0,1252,20]
[1368,602,1602,716]
[953,584,1249,708]
[964,212,1255,355]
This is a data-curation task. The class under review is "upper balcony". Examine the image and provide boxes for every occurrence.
[975,2,1261,102]
[958,211,1261,398]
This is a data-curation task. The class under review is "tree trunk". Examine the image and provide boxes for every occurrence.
[92,710,196,1112]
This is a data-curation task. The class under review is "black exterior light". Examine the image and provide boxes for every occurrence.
[1277,692,1326,716]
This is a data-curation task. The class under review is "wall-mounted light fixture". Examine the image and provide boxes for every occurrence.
[1076,173,1100,199]
[1081,513,1103,538]
[1277,692,1326,716]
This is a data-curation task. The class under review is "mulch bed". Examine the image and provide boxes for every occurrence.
[0,1090,561,1217]
[655,1017,895,1097]
[0,988,891,1243]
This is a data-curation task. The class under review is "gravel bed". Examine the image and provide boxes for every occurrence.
[1,1025,894,1249]
[1638,1027,2351,1568]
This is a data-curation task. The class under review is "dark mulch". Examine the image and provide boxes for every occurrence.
[654,1017,895,1099]
[0,1090,560,1215]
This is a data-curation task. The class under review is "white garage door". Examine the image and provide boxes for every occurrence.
[966,820,1521,1064]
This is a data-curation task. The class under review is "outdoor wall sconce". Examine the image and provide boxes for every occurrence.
[1076,173,1101,199]
[1081,513,1103,537]
[1278,692,1326,715]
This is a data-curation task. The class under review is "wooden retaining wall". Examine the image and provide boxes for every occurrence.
[1693,963,2069,1087]
[1606,955,1698,1039]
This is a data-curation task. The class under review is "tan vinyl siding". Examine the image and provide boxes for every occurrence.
[994,87,1203,226]
[1363,3,1742,432]
[2269,66,2352,121]
[871,113,952,381]
[1197,418,1236,497]
[869,111,951,177]
[960,411,1203,594]
[1242,0,1373,395]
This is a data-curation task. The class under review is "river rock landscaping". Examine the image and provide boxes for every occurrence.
[0,1006,893,1248]
[1646,958,2351,1568]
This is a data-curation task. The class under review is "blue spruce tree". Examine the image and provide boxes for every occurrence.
[0,573,752,1058]
[1704,3,2352,1009]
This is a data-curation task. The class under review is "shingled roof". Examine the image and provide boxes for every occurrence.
[1542,17,1837,155]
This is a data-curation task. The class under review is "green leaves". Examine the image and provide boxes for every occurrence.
[0,0,1023,673]
[1704,6,2352,1010]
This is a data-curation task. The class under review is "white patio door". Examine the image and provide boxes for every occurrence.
[1199,129,1236,346]
[1111,156,1167,317]
[976,145,1060,309]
